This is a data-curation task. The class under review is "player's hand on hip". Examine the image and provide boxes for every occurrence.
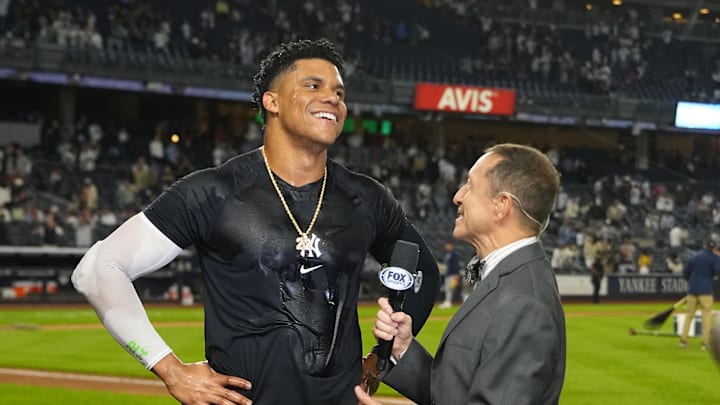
[355,385,384,405]
[158,358,252,404]
[374,297,413,360]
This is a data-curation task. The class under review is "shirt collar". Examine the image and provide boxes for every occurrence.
[480,237,537,280]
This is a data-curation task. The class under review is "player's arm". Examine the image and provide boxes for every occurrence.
[72,213,252,404]
[72,212,182,369]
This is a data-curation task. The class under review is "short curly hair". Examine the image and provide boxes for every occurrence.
[252,38,344,127]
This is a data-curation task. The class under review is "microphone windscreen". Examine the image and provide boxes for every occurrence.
[390,240,419,272]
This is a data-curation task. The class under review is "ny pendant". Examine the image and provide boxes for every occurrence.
[296,234,312,251]
[296,233,322,258]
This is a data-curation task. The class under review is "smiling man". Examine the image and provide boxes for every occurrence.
[71,39,438,405]
[357,143,566,405]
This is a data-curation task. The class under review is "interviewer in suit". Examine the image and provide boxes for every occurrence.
[356,143,566,405]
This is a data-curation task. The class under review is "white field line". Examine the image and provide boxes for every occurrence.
[0,367,164,387]
[0,367,416,404]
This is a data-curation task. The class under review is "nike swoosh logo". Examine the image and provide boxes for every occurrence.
[299,264,323,274]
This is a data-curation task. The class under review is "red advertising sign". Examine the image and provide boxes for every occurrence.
[413,83,516,116]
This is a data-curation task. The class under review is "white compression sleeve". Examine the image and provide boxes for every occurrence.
[71,212,184,370]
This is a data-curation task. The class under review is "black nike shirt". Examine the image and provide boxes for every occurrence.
[144,148,407,404]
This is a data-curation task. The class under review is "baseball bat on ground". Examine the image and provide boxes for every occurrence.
[628,327,677,337]
[643,297,687,330]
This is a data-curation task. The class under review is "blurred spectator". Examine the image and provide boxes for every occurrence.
[563,197,580,219]
[669,224,686,253]
[160,166,175,189]
[47,167,65,196]
[439,242,460,308]
[98,207,118,227]
[583,233,597,269]
[148,130,166,180]
[0,179,10,207]
[712,203,720,226]
[644,211,660,232]
[656,193,674,212]
[79,177,99,211]
[10,176,29,208]
[629,181,642,206]
[551,242,579,272]
[106,128,132,164]
[637,250,652,275]
[74,208,95,247]
[555,185,568,212]
[590,258,603,304]
[606,199,627,226]
[618,236,637,274]
[212,139,233,166]
[595,237,616,275]
[5,144,32,177]
[414,181,432,220]
[132,156,156,192]
[659,212,675,231]
[165,137,182,168]
[113,178,136,211]
[0,211,8,245]
[33,212,64,246]
[78,143,100,172]
[0,203,9,223]
[666,252,683,274]
[64,205,78,228]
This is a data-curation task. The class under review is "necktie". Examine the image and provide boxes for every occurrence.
[465,255,486,285]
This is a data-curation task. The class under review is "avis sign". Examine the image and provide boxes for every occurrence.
[413,83,516,116]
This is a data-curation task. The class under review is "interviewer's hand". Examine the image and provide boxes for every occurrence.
[373,297,413,361]
[355,385,383,405]
[152,353,252,404]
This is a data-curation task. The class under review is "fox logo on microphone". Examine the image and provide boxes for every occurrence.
[379,267,415,291]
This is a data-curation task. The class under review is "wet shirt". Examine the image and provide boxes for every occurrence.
[144,149,406,404]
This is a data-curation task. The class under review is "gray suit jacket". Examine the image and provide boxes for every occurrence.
[384,242,566,405]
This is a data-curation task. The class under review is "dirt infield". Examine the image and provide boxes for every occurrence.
[0,367,415,404]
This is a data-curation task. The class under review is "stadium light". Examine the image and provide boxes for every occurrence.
[612,0,622,6]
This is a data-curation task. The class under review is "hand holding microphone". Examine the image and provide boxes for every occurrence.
[372,297,413,359]
[360,240,419,396]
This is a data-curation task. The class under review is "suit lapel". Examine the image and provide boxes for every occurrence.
[439,243,546,347]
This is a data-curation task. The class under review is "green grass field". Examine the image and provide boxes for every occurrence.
[1,302,719,404]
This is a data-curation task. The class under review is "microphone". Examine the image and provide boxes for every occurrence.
[360,240,421,395]
[374,240,420,369]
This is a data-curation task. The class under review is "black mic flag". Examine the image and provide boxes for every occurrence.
[374,240,419,368]
[360,239,438,395]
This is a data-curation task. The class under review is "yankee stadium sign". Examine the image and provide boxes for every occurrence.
[607,275,691,298]
[413,83,516,116]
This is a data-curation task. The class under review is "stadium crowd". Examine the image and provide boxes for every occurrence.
[0,0,718,102]
[1,109,719,279]
[0,0,719,280]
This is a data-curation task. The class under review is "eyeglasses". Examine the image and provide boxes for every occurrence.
[494,191,549,235]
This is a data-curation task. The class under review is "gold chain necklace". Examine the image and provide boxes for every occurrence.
[261,146,327,253]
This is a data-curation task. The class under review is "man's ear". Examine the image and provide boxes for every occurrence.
[494,193,510,214]
[262,92,279,115]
